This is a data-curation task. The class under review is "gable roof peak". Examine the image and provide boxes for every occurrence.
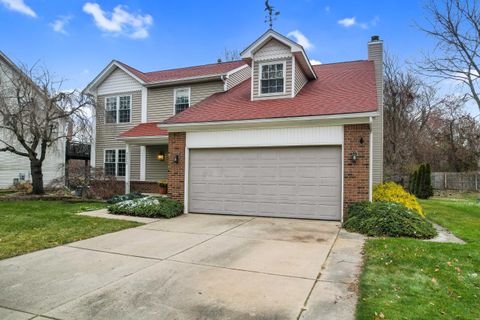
[241,29,317,79]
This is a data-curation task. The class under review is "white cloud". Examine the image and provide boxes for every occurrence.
[0,0,36,17]
[50,15,72,35]
[338,17,356,27]
[287,30,314,50]
[82,2,153,39]
[338,16,380,29]
[310,59,322,65]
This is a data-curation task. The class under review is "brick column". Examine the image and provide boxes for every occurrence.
[344,124,370,220]
[167,132,186,203]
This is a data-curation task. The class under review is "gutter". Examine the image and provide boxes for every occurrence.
[161,111,380,131]
[144,74,226,88]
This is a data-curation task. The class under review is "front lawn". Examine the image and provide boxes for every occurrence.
[0,200,141,260]
[356,198,480,320]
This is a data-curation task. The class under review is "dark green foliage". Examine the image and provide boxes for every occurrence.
[107,192,145,204]
[344,201,437,239]
[409,163,434,199]
[108,196,183,219]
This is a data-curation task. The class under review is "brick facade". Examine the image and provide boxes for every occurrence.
[167,132,186,203]
[131,181,159,193]
[343,124,370,219]
[166,127,371,220]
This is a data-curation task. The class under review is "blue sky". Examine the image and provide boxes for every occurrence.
[0,0,440,91]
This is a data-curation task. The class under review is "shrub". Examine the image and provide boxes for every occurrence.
[409,163,433,199]
[373,181,424,216]
[344,201,437,239]
[108,196,183,219]
[107,192,146,204]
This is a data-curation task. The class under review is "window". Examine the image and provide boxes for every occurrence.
[117,149,126,177]
[105,97,117,123]
[174,88,190,114]
[104,149,126,177]
[260,62,285,94]
[104,150,116,176]
[105,95,131,123]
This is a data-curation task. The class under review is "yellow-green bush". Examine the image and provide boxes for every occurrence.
[373,182,424,216]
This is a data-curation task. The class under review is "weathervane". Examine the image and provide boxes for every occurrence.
[264,0,280,29]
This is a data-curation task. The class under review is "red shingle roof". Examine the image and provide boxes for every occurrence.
[163,61,378,125]
[120,122,168,138]
[117,60,246,84]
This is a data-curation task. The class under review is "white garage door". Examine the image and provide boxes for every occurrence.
[188,146,342,220]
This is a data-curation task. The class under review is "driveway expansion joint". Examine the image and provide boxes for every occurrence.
[163,217,256,260]
[167,258,318,281]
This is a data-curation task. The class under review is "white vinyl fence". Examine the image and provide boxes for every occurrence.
[431,172,480,191]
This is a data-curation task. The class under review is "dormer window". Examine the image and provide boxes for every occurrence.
[260,62,285,95]
[174,88,191,114]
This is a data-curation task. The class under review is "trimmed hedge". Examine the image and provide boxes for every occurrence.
[107,192,146,204]
[373,182,424,216]
[108,196,183,219]
[344,201,437,239]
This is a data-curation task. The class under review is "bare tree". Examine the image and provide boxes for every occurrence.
[384,53,439,176]
[0,60,93,194]
[217,49,241,63]
[383,52,479,177]
[418,0,480,112]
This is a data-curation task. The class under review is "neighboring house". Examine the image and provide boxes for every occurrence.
[86,29,383,221]
[0,51,66,189]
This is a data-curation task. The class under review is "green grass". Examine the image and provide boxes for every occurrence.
[356,198,480,320]
[0,200,141,260]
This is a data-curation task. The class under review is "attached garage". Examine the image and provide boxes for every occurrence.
[188,146,342,220]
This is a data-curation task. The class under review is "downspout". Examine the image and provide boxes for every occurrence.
[369,116,373,201]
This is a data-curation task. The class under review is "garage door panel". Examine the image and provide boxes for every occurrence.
[189,147,341,220]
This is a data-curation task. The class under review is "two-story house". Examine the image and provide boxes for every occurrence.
[0,51,66,188]
[86,29,383,221]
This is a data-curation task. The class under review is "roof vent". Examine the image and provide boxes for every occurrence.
[371,35,380,41]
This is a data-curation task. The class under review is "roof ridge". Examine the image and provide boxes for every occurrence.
[313,60,369,67]
[143,59,244,75]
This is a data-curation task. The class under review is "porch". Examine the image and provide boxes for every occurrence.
[119,123,169,195]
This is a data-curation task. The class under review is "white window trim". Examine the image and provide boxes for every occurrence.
[173,87,191,114]
[103,148,126,177]
[104,94,132,124]
[258,60,286,97]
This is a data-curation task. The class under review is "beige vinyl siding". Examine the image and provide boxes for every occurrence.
[97,67,142,96]
[252,58,292,100]
[294,58,308,96]
[95,90,141,180]
[226,65,251,90]
[147,80,224,122]
[145,145,168,181]
[369,43,384,184]
[253,38,291,61]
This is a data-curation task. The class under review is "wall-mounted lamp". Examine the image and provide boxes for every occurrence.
[173,154,179,164]
[156,152,165,161]
[351,151,358,163]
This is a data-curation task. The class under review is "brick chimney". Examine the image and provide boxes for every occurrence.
[368,35,384,184]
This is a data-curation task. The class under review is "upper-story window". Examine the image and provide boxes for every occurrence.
[105,95,131,124]
[174,88,190,114]
[260,62,285,95]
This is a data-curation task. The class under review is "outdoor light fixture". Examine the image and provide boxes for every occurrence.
[351,151,358,163]
[173,154,179,164]
[156,152,165,161]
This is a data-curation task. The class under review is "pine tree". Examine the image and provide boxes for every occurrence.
[410,163,433,199]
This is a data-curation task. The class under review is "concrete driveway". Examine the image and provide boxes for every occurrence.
[0,214,364,320]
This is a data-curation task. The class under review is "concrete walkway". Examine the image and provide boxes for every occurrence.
[0,214,365,320]
[77,208,161,223]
